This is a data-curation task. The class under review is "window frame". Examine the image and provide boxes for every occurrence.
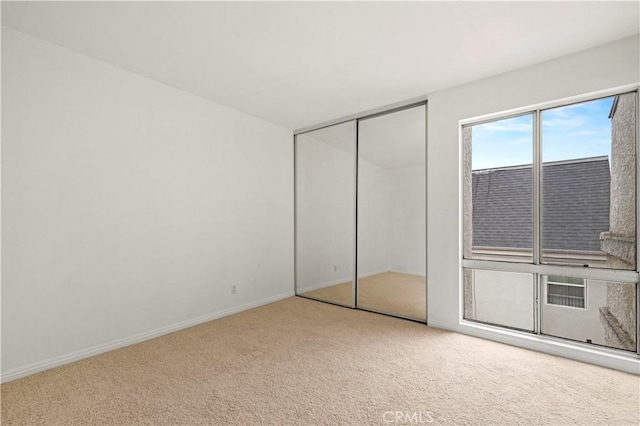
[460,86,640,355]
[464,111,535,263]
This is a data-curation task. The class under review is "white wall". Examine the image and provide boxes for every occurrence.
[427,35,639,372]
[1,27,294,380]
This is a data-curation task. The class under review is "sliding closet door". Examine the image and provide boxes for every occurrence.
[295,121,355,307]
[357,105,427,321]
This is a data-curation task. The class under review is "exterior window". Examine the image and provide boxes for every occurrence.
[462,90,638,353]
[546,276,586,309]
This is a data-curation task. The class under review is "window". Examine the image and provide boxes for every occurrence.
[462,90,638,353]
[541,96,636,270]
[463,114,533,262]
[546,276,586,309]
[463,268,534,331]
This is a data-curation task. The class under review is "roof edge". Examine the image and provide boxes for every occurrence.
[472,155,609,173]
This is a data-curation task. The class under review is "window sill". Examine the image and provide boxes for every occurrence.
[429,318,640,374]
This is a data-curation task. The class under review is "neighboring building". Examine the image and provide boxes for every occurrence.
[601,93,637,351]
[472,156,610,261]
[468,157,613,346]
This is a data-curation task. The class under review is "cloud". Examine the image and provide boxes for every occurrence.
[480,121,532,133]
[542,116,585,128]
[542,97,613,129]
[508,137,532,146]
[471,97,613,168]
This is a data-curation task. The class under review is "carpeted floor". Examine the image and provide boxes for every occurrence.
[1,297,638,425]
[302,271,427,320]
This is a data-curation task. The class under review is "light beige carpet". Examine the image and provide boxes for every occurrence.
[303,271,427,320]
[1,297,638,425]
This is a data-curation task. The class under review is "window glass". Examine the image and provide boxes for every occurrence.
[463,114,534,262]
[541,95,636,270]
[547,276,586,309]
[463,268,535,332]
[542,276,636,352]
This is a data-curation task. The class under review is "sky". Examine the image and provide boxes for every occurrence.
[471,96,614,170]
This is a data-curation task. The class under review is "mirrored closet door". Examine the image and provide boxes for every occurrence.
[295,121,355,307]
[357,105,427,321]
[295,102,427,322]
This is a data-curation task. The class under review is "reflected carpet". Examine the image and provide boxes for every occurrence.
[303,271,427,320]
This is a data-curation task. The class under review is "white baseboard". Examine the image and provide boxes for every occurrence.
[297,269,391,294]
[0,291,294,384]
[427,319,640,375]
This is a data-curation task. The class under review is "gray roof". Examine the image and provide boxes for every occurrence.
[472,156,610,251]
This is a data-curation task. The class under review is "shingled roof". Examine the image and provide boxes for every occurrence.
[472,156,610,252]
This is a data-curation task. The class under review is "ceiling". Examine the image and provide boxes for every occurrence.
[2,2,639,130]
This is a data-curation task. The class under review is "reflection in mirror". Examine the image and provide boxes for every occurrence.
[357,105,426,320]
[295,121,355,306]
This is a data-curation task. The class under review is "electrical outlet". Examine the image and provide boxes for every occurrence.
[230,284,237,295]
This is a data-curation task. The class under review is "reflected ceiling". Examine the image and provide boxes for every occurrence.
[301,106,425,169]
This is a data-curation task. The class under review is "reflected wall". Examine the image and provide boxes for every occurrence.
[357,105,427,320]
[295,121,355,307]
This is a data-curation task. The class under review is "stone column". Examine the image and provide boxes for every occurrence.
[463,126,474,319]
[600,92,637,351]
